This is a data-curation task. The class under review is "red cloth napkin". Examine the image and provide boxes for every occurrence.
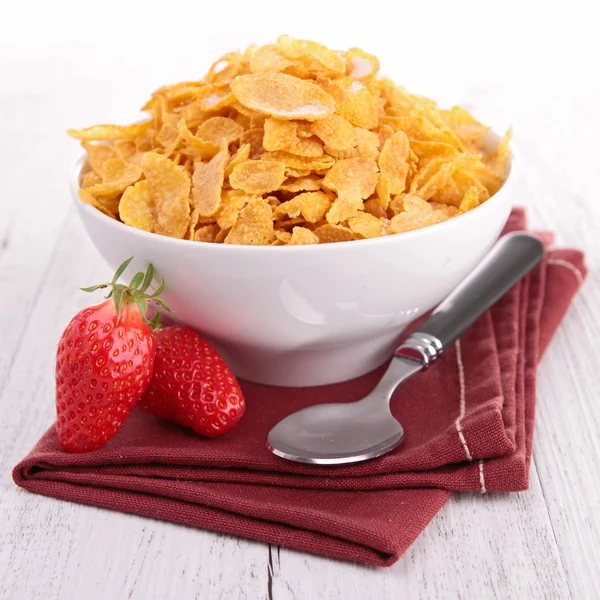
[13,208,586,567]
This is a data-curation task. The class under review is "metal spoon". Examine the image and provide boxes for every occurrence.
[266,232,544,465]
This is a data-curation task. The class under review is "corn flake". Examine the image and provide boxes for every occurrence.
[485,128,512,178]
[217,190,252,229]
[142,152,191,239]
[296,122,313,138]
[274,229,292,244]
[86,161,142,199]
[229,159,286,195]
[119,180,155,232]
[206,52,248,85]
[196,85,235,112]
[438,169,487,206]
[250,44,294,74]
[115,140,137,160]
[403,194,432,213]
[327,79,379,129]
[196,116,244,148]
[194,223,221,243]
[225,143,252,177]
[231,72,335,121]
[346,48,380,80]
[215,228,229,243]
[410,140,458,164]
[83,142,120,175]
[239,128,265,157]
[275,216,306,229]
[348,212,384,238]
[377,130,410,205]
[459,186,480,213]
[191,150,228,217]
[225,199,275,245]
[279,174,322,192]
[264,151,335,172]
[101,158,128,182]
[177,119,220,159]
[354,128,380,160]
[455,154,502,195]
[263,118,298,151]
[410,158,456,200]
[389,211,442,234]
[156,119,179,150]
[81,170,102,188]
[285,167,312,178]
[78,189,116,219]
[429,202,459,217]
[68,121,152,141]
[389,195,451,234]
[274,191,331,223]
[363,197,388,219]
[323,157,379,223]
[135,128,157,153]
[440,106,490,145]
[286,137,323,157]
[178,101,207,130]
[288,226,320,245]
[311,115,356,153]
[314,223,354,243]
[383,116,463,150]
[276,35,345,77]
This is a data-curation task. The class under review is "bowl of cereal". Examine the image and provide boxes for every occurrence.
[71,36,515,387]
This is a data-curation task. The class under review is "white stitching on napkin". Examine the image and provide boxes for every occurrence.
[548,258,584,286]
[455,338,488,493]
[454,339,473,462]
[479,460,487,493]
[465,257,583,496]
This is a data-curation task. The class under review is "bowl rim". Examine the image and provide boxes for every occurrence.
[71,141,517,254]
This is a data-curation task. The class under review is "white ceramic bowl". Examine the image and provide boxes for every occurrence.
[73,144,516,387]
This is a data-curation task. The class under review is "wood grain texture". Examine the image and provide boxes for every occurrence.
[1,3,598,598]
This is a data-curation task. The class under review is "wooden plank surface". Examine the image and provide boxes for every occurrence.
[1,3,598,598]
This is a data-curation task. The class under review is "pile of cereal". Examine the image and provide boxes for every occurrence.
[69,35,511,245]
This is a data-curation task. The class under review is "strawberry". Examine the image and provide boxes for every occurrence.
[140,327,245,437]
[55,258,169,452]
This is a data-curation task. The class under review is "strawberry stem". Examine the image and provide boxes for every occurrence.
[80,257,170,330]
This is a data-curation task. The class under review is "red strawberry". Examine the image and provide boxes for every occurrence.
[140,327,245,437]
[55,258,169,452]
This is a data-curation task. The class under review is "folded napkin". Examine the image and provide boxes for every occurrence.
[13,208,586,567]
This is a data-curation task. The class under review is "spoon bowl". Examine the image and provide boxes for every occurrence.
[267,357,422,464]
[267,399,404,465]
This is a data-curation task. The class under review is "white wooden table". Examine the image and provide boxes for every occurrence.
[1,2,598,598]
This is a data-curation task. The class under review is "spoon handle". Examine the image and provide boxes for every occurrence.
[395,232,544,366]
